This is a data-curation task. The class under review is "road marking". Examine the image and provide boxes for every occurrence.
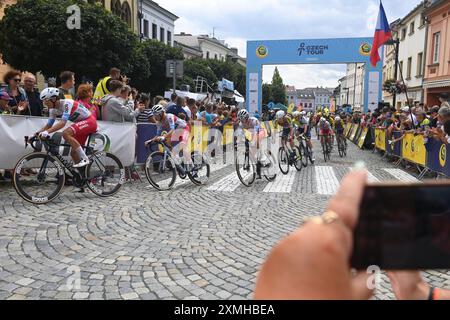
[147,162,229,189]
[263,170,295,193]
[383,168,420,183]
[207,171,248,192]
[315,166,339,195]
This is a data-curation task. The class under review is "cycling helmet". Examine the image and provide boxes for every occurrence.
[335,116,341,121]
[293,111,301,118]
[237,109,249,120]
[301,111,306,116]
[276,110,285,120]
[151,104,165,116]
[320,117,326,123]
[40,87,60,100]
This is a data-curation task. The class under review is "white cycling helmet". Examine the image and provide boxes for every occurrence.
[151,104,165,116]
[293,111,301,118]
[335,116,341,121]
[276,110,285,120]
[237,109,249,120]
[301,111,306,116]
[40,87,60,100]
[320,117,326,123]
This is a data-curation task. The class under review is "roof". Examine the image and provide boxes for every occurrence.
[296,89,315,98]
[143,0,179,20]
[425,0,450,14]
[398,1,430,25]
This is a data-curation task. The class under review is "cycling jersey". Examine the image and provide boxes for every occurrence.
[319,121,332,136]
[239,117,261,131]
[334,120,345,134]
[156,113,187,135]
[48,100,92,126]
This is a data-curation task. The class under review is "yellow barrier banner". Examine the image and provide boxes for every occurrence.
[349,125,358,141]
[402,133,426,166]
[344,123,351,136]
[222,123,234,146]
[358,127,368,148]
[375,128,386,151]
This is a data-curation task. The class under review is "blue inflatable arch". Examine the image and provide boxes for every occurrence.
[246,37,383,114]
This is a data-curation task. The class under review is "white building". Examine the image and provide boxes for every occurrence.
[304,87,332,110]
[395,1,429,107]
[139,0,178,46]
[345,63,365,110]
[382,19,401,107]
[338,76,349,106]
[297,89,316,112]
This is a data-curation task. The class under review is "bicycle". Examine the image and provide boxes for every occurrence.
[336,133,348,158]
[297,133,314,166]
[144,140,210,191]
[278,135,303,175]
[319,134,333,162]
[235,134,277,187]
[13,135,125,204]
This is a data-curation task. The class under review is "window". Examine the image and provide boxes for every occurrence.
[214,54,218,60]
[401,28,407,40]
[111,0,121,16]
[143,20,149,38]
[206,51,210,59]
[417,52,423,77]
[420,15,426,27]
[121,2,131,27]
[407,57,412,79]
[409,21,415,35]
[152,24,157,39]
[399,61,403,80]
[160,27,165,43]
[167,31,172,46]
[433,32,441,64]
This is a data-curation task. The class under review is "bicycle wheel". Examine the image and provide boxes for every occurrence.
[326,141,332,161]
[235,151,256,187]
[278,147,289,175]
[86,152,125,197]
[145,151,177,191]
[188,152,210,186]
[299,142,308,167]
[13,152,65,204]
[262,151,277,182]
[321,139,327,163]
[293,146,303,172]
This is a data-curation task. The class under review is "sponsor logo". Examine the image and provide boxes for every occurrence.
[298,43,329,56]
[439,144,446,167]
[32,196,49,203]
[360,43,372,56]
[256,45,268,58]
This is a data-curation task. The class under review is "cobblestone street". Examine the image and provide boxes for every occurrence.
[1,138,449,300]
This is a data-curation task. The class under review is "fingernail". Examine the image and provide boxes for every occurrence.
[352,161,367,171]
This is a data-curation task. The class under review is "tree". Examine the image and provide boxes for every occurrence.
[271,67,287,105]
[127,39,183,95]
[0,0,137,82]
[183,58,218,92]
[262,83,273,105]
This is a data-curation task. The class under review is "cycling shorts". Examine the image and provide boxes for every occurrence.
[320,129,332,136]
[70,115,97,145]
[282,127,292,139]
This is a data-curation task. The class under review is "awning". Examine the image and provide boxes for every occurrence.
[423,79,450,89]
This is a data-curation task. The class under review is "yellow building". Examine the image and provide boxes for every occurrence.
[92,0,139,34]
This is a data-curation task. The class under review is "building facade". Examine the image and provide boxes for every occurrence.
[139,0,178,46]
[423,0,450,107]
[395,2,429,107]
[306,87,332,110]
[345,63,365,110]
[297,89,316,112]
[382,19,401,106]
[98,0,139,33]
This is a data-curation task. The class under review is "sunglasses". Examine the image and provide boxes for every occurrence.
[13,78,21,82]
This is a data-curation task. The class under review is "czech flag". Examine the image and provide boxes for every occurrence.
[370,1,392,67]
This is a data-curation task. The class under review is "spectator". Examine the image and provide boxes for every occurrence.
[153,95,164,106]
[76,84,99,120]
[23,73,43,116]
[388,271,450,300]
[185,98,197,121]
[400,106,418,127]
[3,70,29,115]
[439,93,450,109]
[101,80,143,122]
[119,85,132,103]
[0,90,13,114]
[167,92,178,109]
[166,96,189,121]
[136,94,154,123]
[416,111,430,133]
[58,71,76,99]
[429,106,440,128]
[94,67,122,100]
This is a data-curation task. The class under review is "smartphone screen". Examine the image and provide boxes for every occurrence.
[351,183,450,270]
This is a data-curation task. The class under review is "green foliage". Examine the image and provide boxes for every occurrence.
[270,67,287,105]
[0,0,136,81]
[262,83,273,105]
[127,39,183,94]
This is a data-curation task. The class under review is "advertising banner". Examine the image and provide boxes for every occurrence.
[402,133,426,166]
[0,115,136,169]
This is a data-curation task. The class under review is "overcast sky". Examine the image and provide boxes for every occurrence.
[158,0,422,89]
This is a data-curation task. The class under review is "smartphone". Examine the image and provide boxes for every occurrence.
[351,181,450,270]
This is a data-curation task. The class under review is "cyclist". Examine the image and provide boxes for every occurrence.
[276,110,296,162]
[236,109,270,176]
[145,104,192,168]
[318,117,333,151]
[333,115,347,148]
[35,88,97,168]
[294,111,315,162]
